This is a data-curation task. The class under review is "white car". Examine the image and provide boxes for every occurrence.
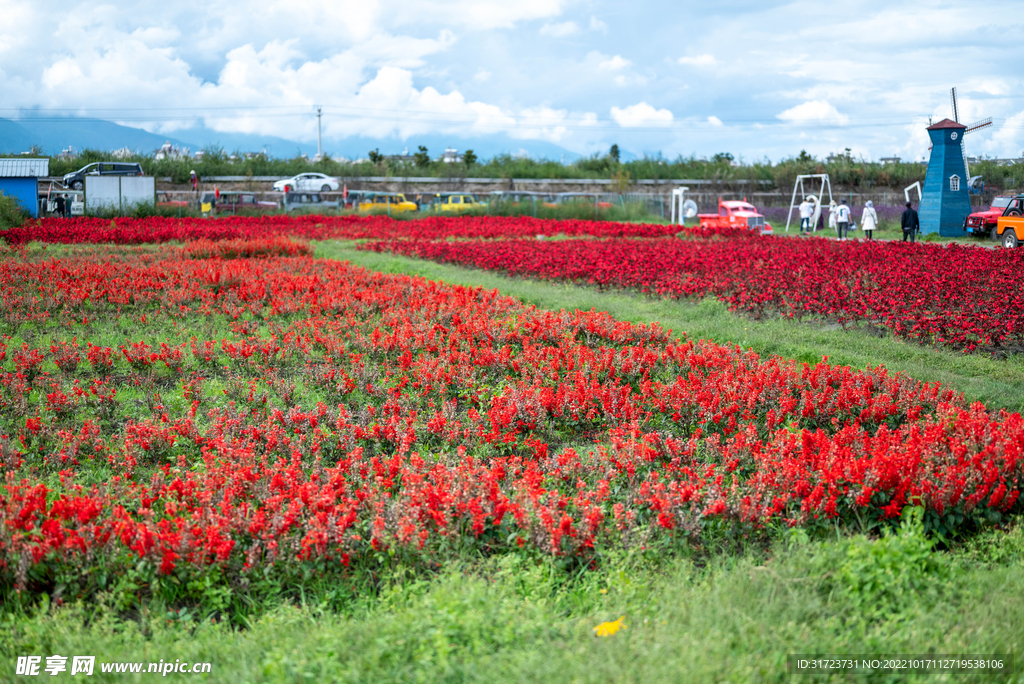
[272,172,340,192]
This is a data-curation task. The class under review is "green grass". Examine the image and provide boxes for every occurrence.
[4,523,1023,683]
[315,241,1024,412]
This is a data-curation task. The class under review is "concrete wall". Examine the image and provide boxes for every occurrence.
[85,176,156,213]
[85,176,121,211]
[120,176,156,208]
[0,177,40,217]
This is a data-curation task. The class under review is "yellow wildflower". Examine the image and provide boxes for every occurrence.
[593,616,626,637]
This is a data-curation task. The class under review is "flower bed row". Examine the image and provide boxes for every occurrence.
[362,236,1024,352]
[1,239,1022,592]
[0,214,681,246]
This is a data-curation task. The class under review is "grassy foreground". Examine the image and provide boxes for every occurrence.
[316,241,1024,412]
[4,523,1023,683]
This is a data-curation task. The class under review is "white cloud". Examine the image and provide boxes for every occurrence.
[130,26,182,47]
[594,53,646,86]
[613,74,648,87]
[343,66,516,139]
[678,54,716,67]
[971,79,1011,96]
[348,30,458,69]
[986,109,1024,158]
[6,0,1024,161]
[610,102,673,128]
[539,21,579,37]
[598,55,631,71]
[512,107,574,142]
[776,100,850,125]
[708,116,723,127]
[405,0,565,30]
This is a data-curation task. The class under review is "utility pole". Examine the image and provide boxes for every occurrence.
[316,106,323,161]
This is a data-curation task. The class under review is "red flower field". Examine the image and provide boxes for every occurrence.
[1,225,1022,593]
[2,214,680,246]
[363,234,1024,352]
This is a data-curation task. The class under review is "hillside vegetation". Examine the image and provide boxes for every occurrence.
[13,148,1024,192]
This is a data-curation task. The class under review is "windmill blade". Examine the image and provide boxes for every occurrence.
[965,118,993,134]
[951,87,960,123]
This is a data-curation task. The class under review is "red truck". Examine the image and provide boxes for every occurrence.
[964,196,1014,237]
[698,198,773,235]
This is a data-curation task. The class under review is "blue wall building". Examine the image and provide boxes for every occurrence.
[919,119,971,237]
[0,158,49,218]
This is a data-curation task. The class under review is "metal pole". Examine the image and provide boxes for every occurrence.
[786,177,800,232]
[316,106,322,160]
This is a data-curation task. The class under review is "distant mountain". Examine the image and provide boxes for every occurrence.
[0,116,594,163]
[0,119,37,153]
[0,117,194,155]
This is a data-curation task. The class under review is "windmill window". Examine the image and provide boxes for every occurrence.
[950,175,960,192]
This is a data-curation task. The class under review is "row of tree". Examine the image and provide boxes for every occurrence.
[12,145,1024,191]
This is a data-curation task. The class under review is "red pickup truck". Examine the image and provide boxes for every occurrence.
[964,196,1013,237]
[698,198,773,235]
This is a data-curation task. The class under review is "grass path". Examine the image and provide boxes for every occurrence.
[315,241,1024,412]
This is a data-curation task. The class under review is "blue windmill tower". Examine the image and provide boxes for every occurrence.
[920,87,992,236]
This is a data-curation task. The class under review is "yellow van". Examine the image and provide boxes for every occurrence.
[357,193,418,214]
[435,194,483,213]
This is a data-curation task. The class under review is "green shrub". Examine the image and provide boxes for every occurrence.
[801,507,950,620]
[0,191,30,230]
[84,201,203,219]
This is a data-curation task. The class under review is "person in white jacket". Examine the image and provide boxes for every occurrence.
[798,197,813,234]
[827,201,838,235]
[835,199,852,240]
[861,200,878,240]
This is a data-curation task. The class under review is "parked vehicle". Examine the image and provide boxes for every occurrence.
[63,162,144,191]
[272,173,340,193]
[357,193,418,213]
[404,192,437,210]
[281,192,340,212]
[964,196,1014,237]
[995,195,1024,248]
[698,198,773,235]
[341,190,366,209]
[198,191,278,214]
[435,193,484,213]
[554,193,614,209]
[489,191,557,207]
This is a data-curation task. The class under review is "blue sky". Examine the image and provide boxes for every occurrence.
[2,0,1023,161]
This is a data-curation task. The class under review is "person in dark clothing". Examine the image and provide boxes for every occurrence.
[901,201,920,242]
[54,194,65,217]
